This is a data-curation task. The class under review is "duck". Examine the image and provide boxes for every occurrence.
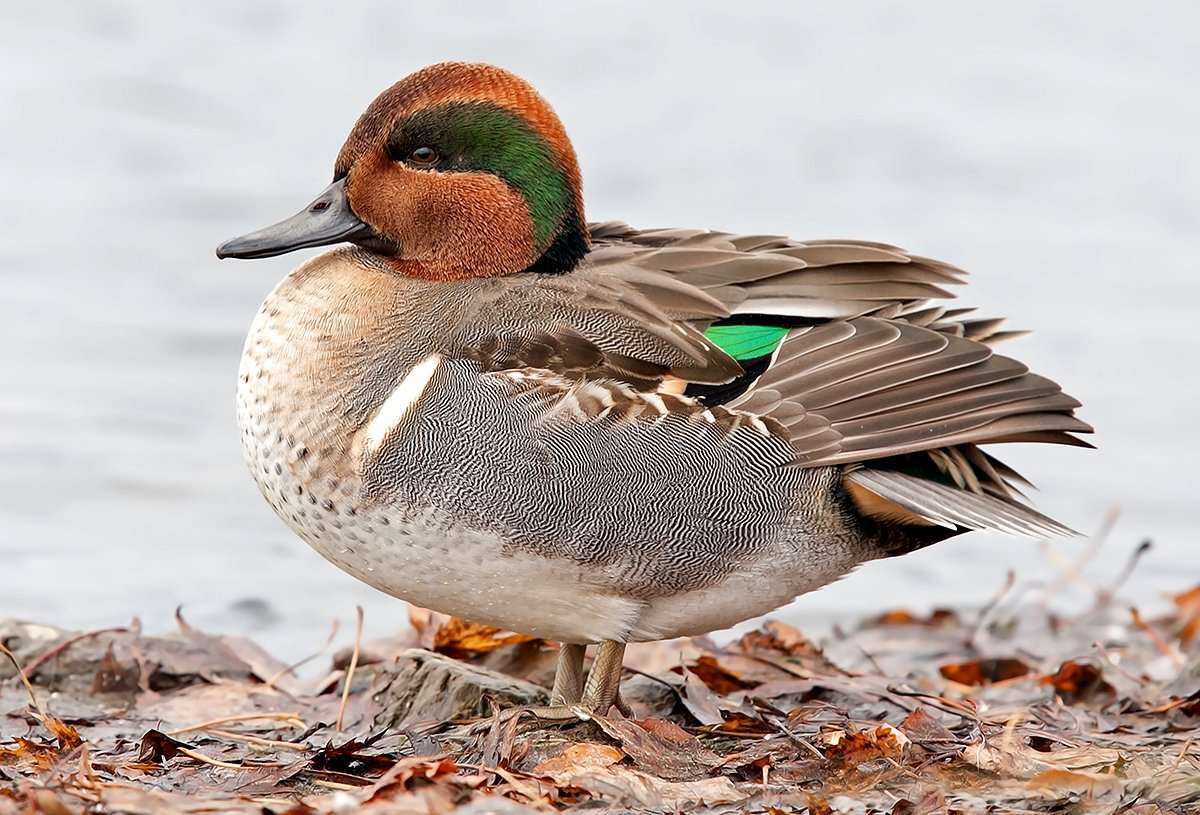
[216,61,1091,720]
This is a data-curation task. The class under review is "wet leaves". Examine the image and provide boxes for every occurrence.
[2,582,1200,813]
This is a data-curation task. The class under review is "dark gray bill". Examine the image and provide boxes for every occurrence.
[215,178,374,259]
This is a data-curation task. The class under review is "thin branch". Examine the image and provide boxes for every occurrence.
[177,746,247,770]
[22,627,129,677]
[168,712,305,736]
[207,728,310,752]
[264,618,340,692]
[0,641,50,724]
[336,606,365,733]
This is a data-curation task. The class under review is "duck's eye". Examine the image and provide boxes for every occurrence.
[408,146,438,166]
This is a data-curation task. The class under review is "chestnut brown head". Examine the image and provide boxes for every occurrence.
[217,62,588,280]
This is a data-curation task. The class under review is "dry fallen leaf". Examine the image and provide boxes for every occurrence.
[0,738,62,772]
[43,717,82,752]
[821,724,909,765]
[568,765,746,810]
[678,666,726,725]
[1027,767,1123,793]
[364,755,460,801]
[736,619,818,657]
[1172,585,1200,646]
[592,717,722,782]
[863,608,958,627]
[1040,659,1117,704]
[685,654,759,693]
[806,795,833,815]
[531,743,624,782]
[431,617,538,659]
[135,729,192,763]
[939,657,1032,686]
[899,707,960,750]
[90,643,141,695]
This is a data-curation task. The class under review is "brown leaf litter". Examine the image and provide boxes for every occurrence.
[2,576,1199,814]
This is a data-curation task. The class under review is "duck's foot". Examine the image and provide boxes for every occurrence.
[502,703,595,726]
[473,640,629,732]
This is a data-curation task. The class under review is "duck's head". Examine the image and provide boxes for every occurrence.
[217,62,587,279]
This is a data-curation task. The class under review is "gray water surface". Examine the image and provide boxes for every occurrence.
[2,2,1198,660]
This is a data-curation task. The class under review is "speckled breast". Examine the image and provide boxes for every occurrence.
[232,252,651,642]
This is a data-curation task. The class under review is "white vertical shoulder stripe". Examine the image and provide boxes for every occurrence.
[363,354,442,455]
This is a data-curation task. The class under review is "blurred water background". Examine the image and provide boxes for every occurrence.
[2,2,1198,660]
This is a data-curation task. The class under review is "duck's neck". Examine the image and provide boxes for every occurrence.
[521,211,590,276]
[378,210,590,281]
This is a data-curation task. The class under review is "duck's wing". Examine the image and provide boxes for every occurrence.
[583,221,1092,538]
[586,221,971,326]
[461,263,740,391]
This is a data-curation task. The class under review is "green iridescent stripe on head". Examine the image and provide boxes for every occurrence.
[704,324,790,360]
[390,102,572,248]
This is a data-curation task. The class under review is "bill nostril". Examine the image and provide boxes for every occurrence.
[311,200,330,212]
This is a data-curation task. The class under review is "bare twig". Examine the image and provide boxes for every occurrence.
[207,728,310,752]
[858,646,888,676]
[1131,608,1184,668]
[1054,507,1119,598]
[264,618,340,692]
[1106,539,1152,599]
[970,570,1016,648]
[177,746,247,770]
[0,641,50,723]
[310,777,362,791]
[998,710,1024,755]
[22,627,129,677]
[1165,737,1194,778]
[168,712,305,735]
[336,605,365,733]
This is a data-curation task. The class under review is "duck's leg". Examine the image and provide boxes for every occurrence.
[579,640,626,713]
[479,640,627,730]
[550,643,586,704]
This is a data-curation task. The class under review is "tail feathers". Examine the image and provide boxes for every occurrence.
[846,467,1077,542]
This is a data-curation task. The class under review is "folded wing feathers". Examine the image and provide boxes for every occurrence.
[847,468,1076,538]
[589,222,969,327]
[584,222,1090,534]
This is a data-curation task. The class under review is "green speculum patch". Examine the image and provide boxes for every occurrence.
[389,102,573,249]
[704,324,790,360]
